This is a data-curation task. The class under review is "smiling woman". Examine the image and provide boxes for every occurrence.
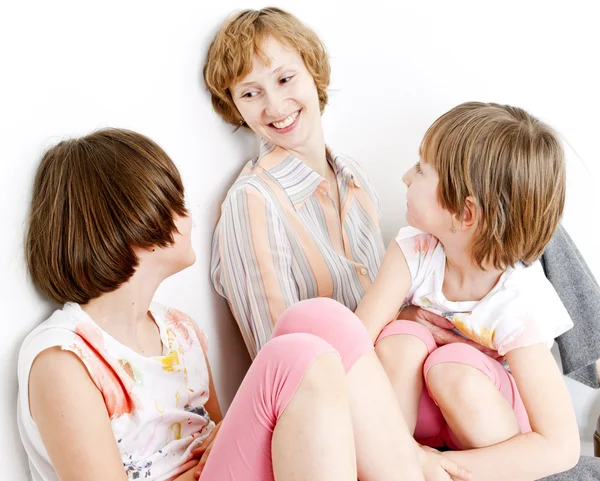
[205,8,386,359]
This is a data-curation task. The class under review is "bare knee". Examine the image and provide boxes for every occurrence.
[375,334,429,370]
[427,361,482,403]
[295,352,348,403]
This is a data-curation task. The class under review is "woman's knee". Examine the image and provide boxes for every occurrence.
[253,333,344,419]
[274,298,360,336]
[273,299,372,372]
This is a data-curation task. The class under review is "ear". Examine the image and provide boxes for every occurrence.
[454,196,478,230]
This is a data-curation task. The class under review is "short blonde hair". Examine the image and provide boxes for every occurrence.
[203,7,330,127]
[26,128,188,304]
[420,102,566,270]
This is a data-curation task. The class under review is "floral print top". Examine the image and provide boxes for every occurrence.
[17,302,215,481]
[395,226,573,355]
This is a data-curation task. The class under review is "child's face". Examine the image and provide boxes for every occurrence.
[157,213,196,276]
[402,160,453,236]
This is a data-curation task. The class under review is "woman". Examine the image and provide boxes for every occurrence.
[204,7,600,481]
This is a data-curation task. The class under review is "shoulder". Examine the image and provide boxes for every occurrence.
[333,150,371,183]
[152,303,209,353]
[491,261,573,353]
[395,226,440,255]
[19,306,80,373]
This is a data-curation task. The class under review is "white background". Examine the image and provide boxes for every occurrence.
[1,0,598,478]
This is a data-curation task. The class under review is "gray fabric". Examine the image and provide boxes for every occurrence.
[541,225,600,389]
[540,456,600,481]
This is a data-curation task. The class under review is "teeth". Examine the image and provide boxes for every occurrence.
[273,111,299,129]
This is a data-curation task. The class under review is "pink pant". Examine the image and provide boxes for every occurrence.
[376,320,531,449]
[200,298,372,480]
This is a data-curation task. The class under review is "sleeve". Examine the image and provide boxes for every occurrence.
[493,266,574,356]
[540,225,600,388]
[210,185,299,359]
[394,226,438,285]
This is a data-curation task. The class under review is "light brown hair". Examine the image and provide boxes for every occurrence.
[26,128,187,304]
[420,102,566,269]
[203,7,330,127]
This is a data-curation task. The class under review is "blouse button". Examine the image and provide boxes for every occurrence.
[360,267,368,276]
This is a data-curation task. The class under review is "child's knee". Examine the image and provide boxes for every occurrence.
[425,344,493,399]
[376,320,436,355]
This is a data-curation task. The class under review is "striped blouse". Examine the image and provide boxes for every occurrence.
[211,139,385,359]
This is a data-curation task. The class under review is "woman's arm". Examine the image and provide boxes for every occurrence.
[212,186,299,359]
[29,347,129,481]
[355,241,412,342]
[442,343,579,481]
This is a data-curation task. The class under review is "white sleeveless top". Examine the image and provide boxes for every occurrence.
[17,302,215,481]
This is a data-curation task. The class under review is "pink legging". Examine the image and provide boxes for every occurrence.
[199,298,371,480]
[376,320,531,449]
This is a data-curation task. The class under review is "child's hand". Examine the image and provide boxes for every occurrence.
[418,446,471,481]
[191,421,222,479]
[399,306,505,362]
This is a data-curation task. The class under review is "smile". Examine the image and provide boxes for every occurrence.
[270,110,301,132]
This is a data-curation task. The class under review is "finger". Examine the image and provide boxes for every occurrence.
[191,447,206,457]
[434,330,469,346]
[422,311,455,329]
[441,457,472,480]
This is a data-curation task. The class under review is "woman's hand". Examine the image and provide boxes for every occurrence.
[419,446,471,481]
[399,306,504,361]
[192,421,222,479]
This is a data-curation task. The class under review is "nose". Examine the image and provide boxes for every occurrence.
[402,168,412,187]
[264,89,286,119]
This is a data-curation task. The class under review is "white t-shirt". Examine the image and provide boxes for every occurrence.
[396,226,573,355]
[17,302,215,481]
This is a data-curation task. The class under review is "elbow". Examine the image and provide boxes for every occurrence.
[549,434,580,473]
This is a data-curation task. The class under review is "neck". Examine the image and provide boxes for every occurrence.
[286,125,328,178]
[442,236,505,300]
[81,256,163,333]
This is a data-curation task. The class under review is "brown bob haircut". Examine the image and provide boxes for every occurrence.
[420,102,566,270]
[26,128,187,304]
[203,7,330,127]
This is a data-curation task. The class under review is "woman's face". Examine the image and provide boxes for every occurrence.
[230,36,322,151]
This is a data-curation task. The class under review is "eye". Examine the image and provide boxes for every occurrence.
[415,162,423,174]
[241,91,258,99]
[279,75,294,84]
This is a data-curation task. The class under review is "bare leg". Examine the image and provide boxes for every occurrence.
[272,352,357,481]
[376,334,429,434]
[347,349,425,480]
[428,362,520,449]
[274,299,424,481]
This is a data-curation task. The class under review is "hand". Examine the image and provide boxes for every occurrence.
[418,446,471,481]
[192,421,222,479]
[398,306,504,362]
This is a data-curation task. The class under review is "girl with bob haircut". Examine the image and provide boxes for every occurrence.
[356,102,580,480]
[18,128,471,481]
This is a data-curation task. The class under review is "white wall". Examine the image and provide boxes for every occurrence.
[1,0,598,478]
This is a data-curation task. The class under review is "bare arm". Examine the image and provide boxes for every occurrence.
[355,241,412,342]
[203,352,223,424]
[29,347,129,481]
[442,343,579,480]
